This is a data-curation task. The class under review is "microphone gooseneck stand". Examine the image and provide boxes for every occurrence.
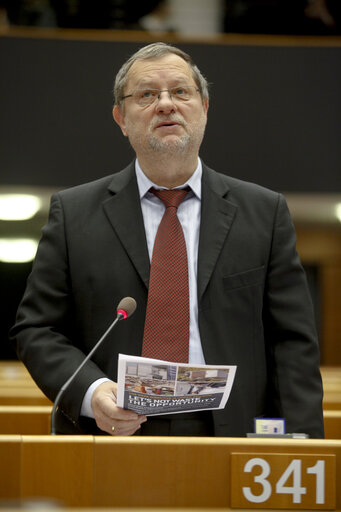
[50,291,138,435]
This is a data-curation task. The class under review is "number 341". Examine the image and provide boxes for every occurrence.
[243,458,324,504]
[231,453,336,509]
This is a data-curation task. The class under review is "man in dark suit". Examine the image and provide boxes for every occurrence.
[11,42,324,438]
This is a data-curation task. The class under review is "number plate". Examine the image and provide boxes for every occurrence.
[230,453,336,509]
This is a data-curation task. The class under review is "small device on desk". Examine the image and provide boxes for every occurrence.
[247,417,309,438]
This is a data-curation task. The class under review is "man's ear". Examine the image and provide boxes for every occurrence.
[113,105,127,136]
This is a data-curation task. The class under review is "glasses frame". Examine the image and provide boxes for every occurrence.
[121,85,200,106]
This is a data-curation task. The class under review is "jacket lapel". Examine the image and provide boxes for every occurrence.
[198,165,237,301]
[101,162,237,296]
[102,163,150,288]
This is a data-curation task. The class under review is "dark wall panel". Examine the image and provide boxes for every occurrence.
[0,36,340,192]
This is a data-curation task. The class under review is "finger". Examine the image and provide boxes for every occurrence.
[94,403,146,434]
[112,406,142,421]
[92,382,139,421]
[98,399,139,421]
[111,417,147,437]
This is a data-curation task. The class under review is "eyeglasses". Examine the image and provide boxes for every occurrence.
[122,85,200,106]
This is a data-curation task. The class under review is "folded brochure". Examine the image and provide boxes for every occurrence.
[117,353,237,416]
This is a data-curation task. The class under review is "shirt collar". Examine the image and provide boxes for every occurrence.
[135,158,202,200]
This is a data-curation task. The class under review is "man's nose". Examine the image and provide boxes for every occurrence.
[155,90,176,114]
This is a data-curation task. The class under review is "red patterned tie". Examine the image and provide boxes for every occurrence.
[142,187,190,362]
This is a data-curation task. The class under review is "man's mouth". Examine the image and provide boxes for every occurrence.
[156,121,180,128]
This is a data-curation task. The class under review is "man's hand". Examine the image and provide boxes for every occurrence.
[91,381,147,435]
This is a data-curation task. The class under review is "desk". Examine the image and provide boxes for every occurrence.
[0,406,51,434]
[0,436,340,509]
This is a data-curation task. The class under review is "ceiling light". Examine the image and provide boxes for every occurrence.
[0,194,42,220]
[0,239,38,263]
[336,204,341,223]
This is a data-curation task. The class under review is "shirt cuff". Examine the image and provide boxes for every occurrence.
[80,377,112,418]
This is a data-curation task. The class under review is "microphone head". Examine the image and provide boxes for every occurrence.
[117,297,137,319]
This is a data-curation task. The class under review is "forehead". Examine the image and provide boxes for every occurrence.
[126,54,194,89]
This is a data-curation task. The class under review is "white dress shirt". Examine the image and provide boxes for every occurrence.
[81,159,205,417]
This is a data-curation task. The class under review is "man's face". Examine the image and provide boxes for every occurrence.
[113,54,208,158]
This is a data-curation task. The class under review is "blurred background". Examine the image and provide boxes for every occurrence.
[0,0,340,366]
[0,0,340,34]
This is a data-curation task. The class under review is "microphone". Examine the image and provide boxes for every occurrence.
[116,296,136,319]
[50,296,137,435]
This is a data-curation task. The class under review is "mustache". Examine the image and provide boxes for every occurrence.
[150,115,186,130]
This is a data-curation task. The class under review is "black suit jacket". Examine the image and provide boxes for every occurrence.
[11,162,324,437]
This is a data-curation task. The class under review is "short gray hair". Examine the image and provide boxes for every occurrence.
[113,42,209,107]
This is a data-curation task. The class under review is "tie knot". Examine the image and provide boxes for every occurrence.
[151,187,189,209]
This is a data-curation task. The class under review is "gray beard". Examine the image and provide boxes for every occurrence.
[126,112,207,159]
[147,133,191,154]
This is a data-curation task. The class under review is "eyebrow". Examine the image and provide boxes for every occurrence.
[133,76,192,89]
